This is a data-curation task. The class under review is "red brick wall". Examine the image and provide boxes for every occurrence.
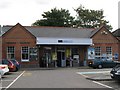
[92,26,120,61]
[2,23,39,68]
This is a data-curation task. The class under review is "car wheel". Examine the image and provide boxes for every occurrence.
[98,65,102,69]
[13,67,18,72]
[15,67,18,72]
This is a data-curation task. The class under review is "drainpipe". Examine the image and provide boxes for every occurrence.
[0,25,2,60]
[0,25,2,36]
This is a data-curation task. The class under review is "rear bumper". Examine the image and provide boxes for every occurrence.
[0,68,9,75]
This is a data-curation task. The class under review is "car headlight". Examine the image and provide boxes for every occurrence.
[115,70,120,75]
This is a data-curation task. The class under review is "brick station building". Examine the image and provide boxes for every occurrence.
[1,23,120,68]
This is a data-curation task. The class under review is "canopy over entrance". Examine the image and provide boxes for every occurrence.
[37,37,92,45]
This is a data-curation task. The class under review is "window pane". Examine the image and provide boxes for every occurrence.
[7,46,15,59]
[21,47,29,61]
[106,47,112,55]
[95,47,101,56]
[95,47,101,59]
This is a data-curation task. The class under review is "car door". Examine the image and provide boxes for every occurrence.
[2,60,9,65]
[108,60,116,68]
[102,60,108,68]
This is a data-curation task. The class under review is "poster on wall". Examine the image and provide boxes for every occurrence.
[66,48,71,57]
[88,47,95,59]
[52,52,57,61]
[114,53,119,60]
[29,48,38,60]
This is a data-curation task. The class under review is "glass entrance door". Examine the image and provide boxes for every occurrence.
[57,51,66,67]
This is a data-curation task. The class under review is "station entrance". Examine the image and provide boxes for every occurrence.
[38,45,88,68]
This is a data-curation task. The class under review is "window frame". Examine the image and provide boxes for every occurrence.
[7,46,15,59]
[95,47,101,59]
[21,46,29,62]
[106,47,112,55]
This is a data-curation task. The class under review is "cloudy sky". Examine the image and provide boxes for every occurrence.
[0,0,119,31]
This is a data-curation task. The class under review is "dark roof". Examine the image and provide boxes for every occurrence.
[1,26,12,35]
[113,28,120,37]
[25,26,95,38]
[1,25,97,38]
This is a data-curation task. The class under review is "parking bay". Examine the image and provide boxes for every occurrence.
[1,68,120,89]
[77,69,120,90]
[1,71,24,89]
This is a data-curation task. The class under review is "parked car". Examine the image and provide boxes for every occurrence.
[10,59,20,71]
[88,58,118,69]
[0,64,9,76]
[2,59,16,72]
[110,64,120,80]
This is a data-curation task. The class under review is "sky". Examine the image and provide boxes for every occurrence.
[0,0,119,31]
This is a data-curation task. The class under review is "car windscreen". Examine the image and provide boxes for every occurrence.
[114,65,120,71]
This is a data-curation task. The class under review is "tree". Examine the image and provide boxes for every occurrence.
[74,5,112,30]
[32,8,74,27]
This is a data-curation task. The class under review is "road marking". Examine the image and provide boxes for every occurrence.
[77,71,110,75]
[76,72,89,78]
[92,81,113,89]
[5,71,25,90]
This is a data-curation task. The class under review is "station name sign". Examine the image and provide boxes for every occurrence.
[58,39,73,43]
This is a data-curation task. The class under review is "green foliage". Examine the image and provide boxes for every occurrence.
[32,8,74,27]
[32,6,112,30]
[74,5,112,30]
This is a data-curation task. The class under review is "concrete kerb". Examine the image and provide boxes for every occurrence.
[20,66,91,71]
[86,76,113,81]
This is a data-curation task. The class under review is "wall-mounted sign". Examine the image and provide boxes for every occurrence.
[88,47,95,59]
[73,55,79,59]
[58,40,73,43]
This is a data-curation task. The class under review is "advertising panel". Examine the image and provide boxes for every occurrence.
[88,47,95,59]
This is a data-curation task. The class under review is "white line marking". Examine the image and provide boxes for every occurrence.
[77,72,89,78]
[5,71,25,90]
[92,81,113,89]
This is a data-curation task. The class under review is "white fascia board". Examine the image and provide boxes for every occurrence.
[36,37,92,45]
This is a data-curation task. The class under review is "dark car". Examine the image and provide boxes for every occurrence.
[88,58,118,69]
[110,64,120,80]
[2,59,16,72]
[10,59,20,71]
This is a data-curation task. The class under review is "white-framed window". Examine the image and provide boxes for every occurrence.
[21,46,29,62]
[95,47,101,59]
[7,46,15,59]
[106,47,112,55]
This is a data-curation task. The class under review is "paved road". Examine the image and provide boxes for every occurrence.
[1,68,113,89]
